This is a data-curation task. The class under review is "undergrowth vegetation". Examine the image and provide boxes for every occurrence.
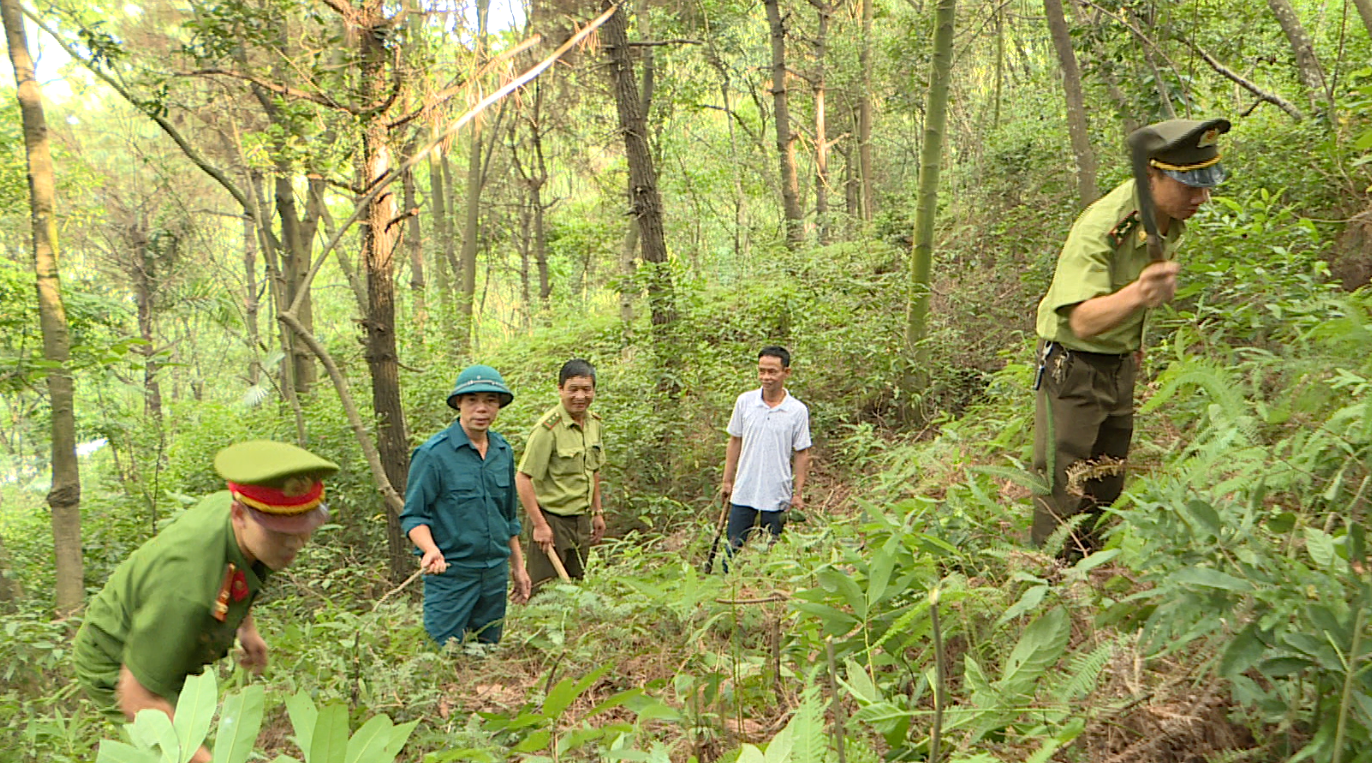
[5,106,1372,763]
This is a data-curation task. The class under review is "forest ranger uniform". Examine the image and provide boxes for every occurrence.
[73,441,338,722]
[1032,118,1231,555]
[520,403,604,585]
[401,364,522,646]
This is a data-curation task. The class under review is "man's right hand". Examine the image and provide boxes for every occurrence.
[718,482,733,504]
[532,523,555,554]
[1135,261,1181,308]
[420,549,448,575]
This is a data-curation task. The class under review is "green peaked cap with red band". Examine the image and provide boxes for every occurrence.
[214,440,340,487]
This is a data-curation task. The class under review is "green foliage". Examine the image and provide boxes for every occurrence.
[96,672,417,763]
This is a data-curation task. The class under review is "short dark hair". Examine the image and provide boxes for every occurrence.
[559,358,596,387]
[759,346,791,368]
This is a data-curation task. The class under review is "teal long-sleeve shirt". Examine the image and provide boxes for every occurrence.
[400,421,520,570]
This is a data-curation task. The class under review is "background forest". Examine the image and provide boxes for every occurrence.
[3,0,1372,761]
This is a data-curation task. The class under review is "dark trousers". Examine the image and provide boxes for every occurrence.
[422,563,509,646]
[1032,344,1135,557]
[526,511,590,586]
[725,504,786,571]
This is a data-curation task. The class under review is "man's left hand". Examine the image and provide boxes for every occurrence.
[591,513,606,544]
[790,495,805,511]
[511,567,532,604]
[236,628,269,674]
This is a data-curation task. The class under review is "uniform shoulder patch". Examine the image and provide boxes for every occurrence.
[1108,210,1140,249]
[542,413,560,430]
[589,411,602,420]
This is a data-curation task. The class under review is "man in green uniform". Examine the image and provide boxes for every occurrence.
[518,359,605,586]
[1032,118,1231,557]
[74,440,338,758]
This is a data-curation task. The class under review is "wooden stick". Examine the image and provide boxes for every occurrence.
[546,545,573,582]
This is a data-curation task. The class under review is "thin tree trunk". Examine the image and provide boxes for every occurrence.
[427,141,456,343]
[858,0,874,221]
[1355,0,1372,40]
[2,0,83,613]
[401,134,426,342]
[243,214,262,386]
[455,0,491,357]
[811,0,832,244]
[602,0,675,334]
[130,224,163,422]
[903,0,956,358]
[1266,0,1331,119]
[355,1,411,583]
[1044,0,1099,206]
[763,0,804,248]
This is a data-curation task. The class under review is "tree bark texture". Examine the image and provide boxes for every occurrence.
[603,0,676,333]
[812,0,831,244]
[401,135,427,342]
[763,0,805,248]
[1044,0,1099,206]
[455,0,491,357]
[243,214,262,386]
[1,0,83,613]
[904,0,956,355]
[1266,0,1330,116]
[1355,0,1372,40]
[858,0,875,220]
[354,1,412,583]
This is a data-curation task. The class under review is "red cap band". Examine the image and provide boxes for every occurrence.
[228,480,325,516]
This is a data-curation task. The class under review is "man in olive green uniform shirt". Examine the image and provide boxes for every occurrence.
[519,359,605,585]
[74,441,338,760]
[1033,118,1231,557]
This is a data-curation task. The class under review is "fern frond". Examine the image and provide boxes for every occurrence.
[1051,637,1117,701]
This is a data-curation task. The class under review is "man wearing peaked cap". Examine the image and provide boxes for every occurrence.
[402,364,530,647]
[74,441,338,759]
[1031,118,1231,559]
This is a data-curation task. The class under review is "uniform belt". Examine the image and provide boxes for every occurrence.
[1050,344,1131,363]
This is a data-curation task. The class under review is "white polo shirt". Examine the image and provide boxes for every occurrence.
[727,388,812,512]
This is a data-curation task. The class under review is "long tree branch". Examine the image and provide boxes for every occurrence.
[387,33,542,129]
[189,68,357,113]
[282,2,619,321]
[23,9,252,212]
[277,313,405,516]
[1182,38,1305,121]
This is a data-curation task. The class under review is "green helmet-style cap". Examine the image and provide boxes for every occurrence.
[447,364,514,409]
[215,440,340,534]
[1133,118,1232,188]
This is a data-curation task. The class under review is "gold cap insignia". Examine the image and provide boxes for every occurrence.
[282,476,313,498]
[1197,128,1221,148]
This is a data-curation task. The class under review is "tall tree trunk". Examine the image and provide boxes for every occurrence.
[1266,0,1331,118]
[763,0,805,248]
[243,214,262,386]
[455,0,491,357]
[1355,0,1372,40]
[2,0,83,613]
[130,223,163,422]
[811,0,832,244]
[903,0,956,358]
[427,141,456,344]
[355,1,411,583]
[401,134,426,342]
[1044,0,1099,206]
[857,0,875,221]
[603,0,675,335]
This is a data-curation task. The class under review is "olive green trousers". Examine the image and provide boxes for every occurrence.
[1032,344,1136,556]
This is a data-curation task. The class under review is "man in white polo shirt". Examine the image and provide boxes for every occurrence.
[718,346,813,560]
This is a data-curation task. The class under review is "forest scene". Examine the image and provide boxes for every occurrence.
[3,0,1372,760]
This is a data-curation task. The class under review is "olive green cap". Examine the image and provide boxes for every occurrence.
[214,440,340,485]
[1133,118,1231,188]
[446,364,514,409]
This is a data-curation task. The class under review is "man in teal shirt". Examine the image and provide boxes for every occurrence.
[74,440,339,759]
[402,364,531,646]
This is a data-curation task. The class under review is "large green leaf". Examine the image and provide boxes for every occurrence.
[344,714,394,763]
[97,741,159,763]
[213,685,265,763]
[129,708,181,763]
[1169,567,1252,592]
[1304,527,1338,569]
[173,672,218,763]
[1219,622,1266,679]
[285,692,319,761]
[544,665,610,718]
[309,704,351,763]
[866,541,897,607]
[818,568,868,619]
[998,606,1071,698]
[379,720,417,762]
